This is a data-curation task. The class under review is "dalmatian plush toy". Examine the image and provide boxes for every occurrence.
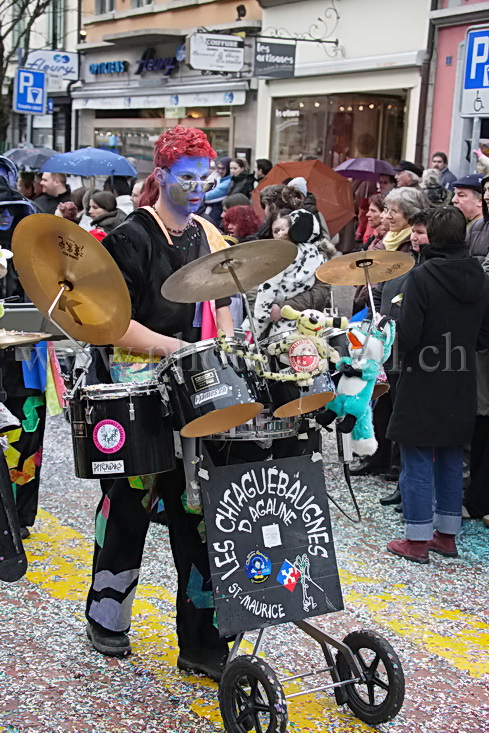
[316,317,396,456]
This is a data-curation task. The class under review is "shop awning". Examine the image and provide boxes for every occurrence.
[72,81,248,110]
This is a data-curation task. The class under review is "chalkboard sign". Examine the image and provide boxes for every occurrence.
[201,455,343,637]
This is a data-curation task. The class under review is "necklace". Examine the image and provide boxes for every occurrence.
[152,206,191,234]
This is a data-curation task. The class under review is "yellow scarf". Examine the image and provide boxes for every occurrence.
[383,226,412,251]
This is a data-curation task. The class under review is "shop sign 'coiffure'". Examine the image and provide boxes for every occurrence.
[254,40,296,79]
[187,33,244,72]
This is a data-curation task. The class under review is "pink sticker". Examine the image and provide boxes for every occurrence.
[93,419,126,454]
[288,338,320,373]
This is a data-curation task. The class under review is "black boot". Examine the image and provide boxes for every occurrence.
[177,646,229,682]
[379,487,401,506]
[86,622,131,657]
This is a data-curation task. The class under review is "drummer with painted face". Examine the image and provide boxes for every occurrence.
[85,127,234,681]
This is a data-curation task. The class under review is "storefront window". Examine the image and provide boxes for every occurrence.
[271,93,406,166]
[94,126,230,164]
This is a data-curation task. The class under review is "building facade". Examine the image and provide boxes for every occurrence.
[7,0,79,152]
[427,0,489,177]
[74,0,263,166]
[255,0,432,167]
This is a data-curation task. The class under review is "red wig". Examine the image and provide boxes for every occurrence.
[222,205,262,240]
[153,125,216,169]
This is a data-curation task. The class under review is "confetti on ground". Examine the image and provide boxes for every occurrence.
[1,416,488,732]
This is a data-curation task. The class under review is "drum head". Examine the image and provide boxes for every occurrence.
[181,402,263,438]
[273,391,334,418]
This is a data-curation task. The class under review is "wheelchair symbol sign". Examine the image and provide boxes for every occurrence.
[461,26,489,116]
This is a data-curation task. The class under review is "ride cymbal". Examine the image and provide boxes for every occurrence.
[316,250,414,286]
[162,239,298,303]
[12,215,131,345]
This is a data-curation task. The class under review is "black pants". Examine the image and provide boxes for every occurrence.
[0,359,46,528]
[465,415,489,518]
[85,460,230,654]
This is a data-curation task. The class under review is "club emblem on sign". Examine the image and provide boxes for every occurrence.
[245,550,272,584]
[288,338,320,373]
[276,559,301,592]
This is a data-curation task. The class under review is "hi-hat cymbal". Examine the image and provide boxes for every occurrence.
[316,250,414,286]
[162,240,298,303]
[12,215,131,345]
[0,331,52,349]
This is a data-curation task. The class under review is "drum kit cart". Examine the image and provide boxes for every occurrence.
[10,215,415,731]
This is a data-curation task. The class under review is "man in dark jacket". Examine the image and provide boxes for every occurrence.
[467,174,489,264]
[386,206,489,563]
[35,172,71,214]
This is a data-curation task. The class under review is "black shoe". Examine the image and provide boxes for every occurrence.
[394,504,403,513]
[20,527,30,540]
[86,622,131,657]
[383,466,400,482]
[379,488,401,506]
[349,462,389,477]
[177,647,229,682]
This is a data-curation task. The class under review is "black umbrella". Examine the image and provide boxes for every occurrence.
[4,147,55,171]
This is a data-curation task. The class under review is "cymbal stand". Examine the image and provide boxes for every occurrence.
[354,259,377,359]
[222,261,261,348]
[46,283,92,397]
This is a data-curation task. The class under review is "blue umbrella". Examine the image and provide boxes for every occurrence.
[40,147,137,177]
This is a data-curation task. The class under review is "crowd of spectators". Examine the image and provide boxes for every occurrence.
[6,144,489,548]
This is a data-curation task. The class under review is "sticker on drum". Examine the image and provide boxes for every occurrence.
[72,421,87,438]
[191,369,220,392]
[92,459,125,475]
[93,419,126,454]
[288,339,320,373]
[191,384,230,407]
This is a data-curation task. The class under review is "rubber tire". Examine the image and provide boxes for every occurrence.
[219,655,288,733]
[336,630,405,724]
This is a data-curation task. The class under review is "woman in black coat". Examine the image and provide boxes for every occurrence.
[228,158,255,199]
[386,207,489,564]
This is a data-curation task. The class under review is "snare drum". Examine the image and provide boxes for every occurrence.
[160,339,263,438]
[261,330,336,418]
[208,407,299,441]
[68,381,175,479]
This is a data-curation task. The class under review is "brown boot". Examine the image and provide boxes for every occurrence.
[387,539,429,564]
[427,531,458,558]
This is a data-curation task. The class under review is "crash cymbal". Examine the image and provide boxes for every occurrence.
[12,215,131,345]
[162,239,298,303]
[316,250,414,286]
[0,330,51,349]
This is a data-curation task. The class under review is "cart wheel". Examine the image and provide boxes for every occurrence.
[219,655,288,733]
[336,630,405,725]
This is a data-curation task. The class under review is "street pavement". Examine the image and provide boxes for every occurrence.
[1,413,488,733]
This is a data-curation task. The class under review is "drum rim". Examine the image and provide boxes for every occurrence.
[79,381,160,399]
[260,326,338,347]
[161,337,243,367]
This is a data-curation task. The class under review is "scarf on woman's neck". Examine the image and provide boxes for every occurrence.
[383,226,412,251]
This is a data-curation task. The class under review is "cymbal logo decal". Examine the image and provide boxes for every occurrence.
[385,262,403,275]
[57,235,84,260]
[59,294,83,325]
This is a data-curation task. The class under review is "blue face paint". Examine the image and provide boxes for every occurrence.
[158,156,211,220]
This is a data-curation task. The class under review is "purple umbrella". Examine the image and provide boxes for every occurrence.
[335,158,396,182]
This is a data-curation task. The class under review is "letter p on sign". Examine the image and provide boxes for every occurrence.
[19,71,34,94]
[471,38,489,79]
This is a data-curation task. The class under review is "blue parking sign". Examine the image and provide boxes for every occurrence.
[13,69,47,114]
